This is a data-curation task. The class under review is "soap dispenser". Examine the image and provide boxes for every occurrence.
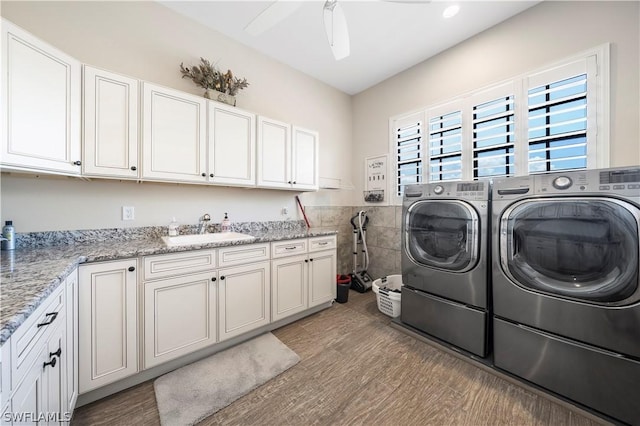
[168,217,179,237]
[221,213,231,233]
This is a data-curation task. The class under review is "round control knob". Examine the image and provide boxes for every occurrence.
[433,185,444,195]
[552,176,573,190]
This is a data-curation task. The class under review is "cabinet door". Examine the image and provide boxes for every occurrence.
[256,116,291,189]
[43,323,66,425]
[64,269,78,413]
[83,66,139,178]
[142,82,207,183]
[271,255,308,322]
[1,19,81,175]
[10,343,46,426]
[219,262,270,341]
[144,272,217,369]
[291,126,319,190]
[309,250,337,307]
[79,259,138,393]
[208,102,256,186]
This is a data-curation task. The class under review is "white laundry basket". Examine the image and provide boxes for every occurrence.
[372,275,404,317]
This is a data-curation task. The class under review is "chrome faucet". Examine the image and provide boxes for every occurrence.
[197,213,211,234]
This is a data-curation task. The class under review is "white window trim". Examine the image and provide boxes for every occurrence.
[389,43,610,205]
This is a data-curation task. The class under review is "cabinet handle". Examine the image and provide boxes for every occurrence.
[310,258,313,262]
[131,166,137,171]
[37,312,58,328]
[284,246,296,250]
[73,160,82,166]
[128,266,135,272]
[210,174,214,178]
[201,173,206,177]
[50,347,62,358]
[211,277,217,282]
[287,181,292,184]
[318,242,328,246]
[304,259,308,263]
[220,276,225,280]
[293,181,296,184]
[43,357,57,370]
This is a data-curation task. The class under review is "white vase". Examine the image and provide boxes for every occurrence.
[204,89,236,107]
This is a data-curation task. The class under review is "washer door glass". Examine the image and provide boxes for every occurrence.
[501,198,640,305]
[406,200,479,272]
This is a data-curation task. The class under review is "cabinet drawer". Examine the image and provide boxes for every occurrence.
[308,235,337,253]
[143,249,216,281]
[271,239,307,259]
[11,285,65,388]
[218,243,270,268]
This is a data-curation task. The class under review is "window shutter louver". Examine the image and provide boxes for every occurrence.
[428,110,462,182]
[527,73,588,173]
[395,119,422,196]
[472,95,515,178]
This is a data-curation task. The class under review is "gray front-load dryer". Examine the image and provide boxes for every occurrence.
[491,166,640,425]
[401,180,490,357]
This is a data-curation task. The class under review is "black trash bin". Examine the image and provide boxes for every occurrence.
[336,275,351,303]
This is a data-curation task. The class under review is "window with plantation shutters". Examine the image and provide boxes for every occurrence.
[472,91,516,179]
[527,57,596,173]
[393,113,423,197]
[389,45,608,204]
[427,109,462,182]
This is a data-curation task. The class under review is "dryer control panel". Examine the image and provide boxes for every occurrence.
[535,167,640,198]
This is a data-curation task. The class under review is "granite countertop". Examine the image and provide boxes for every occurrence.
[0,227,337,345]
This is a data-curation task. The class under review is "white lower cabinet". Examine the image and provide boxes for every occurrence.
[144,272,217,369]
[271,237,337,321]
[1,285,70,425]
[11,330,67,426]
[219,261,271,341]
[271,254,308,322]
[43,323,66,425]
[309,250,337,308]
[10,342,47,426]
[12,235,334,403]
[79,259,138,393]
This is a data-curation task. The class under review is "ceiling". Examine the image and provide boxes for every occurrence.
[160,1,540,95]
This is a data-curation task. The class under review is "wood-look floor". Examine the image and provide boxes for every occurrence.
[71,291,607,426]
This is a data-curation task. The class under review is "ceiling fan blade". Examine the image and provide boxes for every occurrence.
[323,0,350,61]
[245,1,302,36]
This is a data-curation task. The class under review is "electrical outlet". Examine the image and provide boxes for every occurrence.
[282,207,289,216]
[122,206,135,221]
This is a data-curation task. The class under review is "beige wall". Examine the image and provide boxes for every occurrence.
[0,1,354,232]
[351,1,640,203]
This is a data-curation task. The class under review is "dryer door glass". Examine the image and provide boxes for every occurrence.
[501,198,640,304]
[406,200,479,272]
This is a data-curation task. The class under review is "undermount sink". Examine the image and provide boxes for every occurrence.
[162,232,255,247]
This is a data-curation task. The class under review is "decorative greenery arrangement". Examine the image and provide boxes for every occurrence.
[180,57,249,96]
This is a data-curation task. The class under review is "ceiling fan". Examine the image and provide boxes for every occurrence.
[244,1,429,61]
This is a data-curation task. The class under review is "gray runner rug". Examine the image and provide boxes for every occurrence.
[154,332,300,425]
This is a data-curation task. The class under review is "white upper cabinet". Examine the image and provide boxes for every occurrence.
[83,66,139,179]
[142,82,207,183]
[208,102,256,186]
[256,116,291,189]
[291,126,319,191]
[1,19,81,175]
[257,119,319,191]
